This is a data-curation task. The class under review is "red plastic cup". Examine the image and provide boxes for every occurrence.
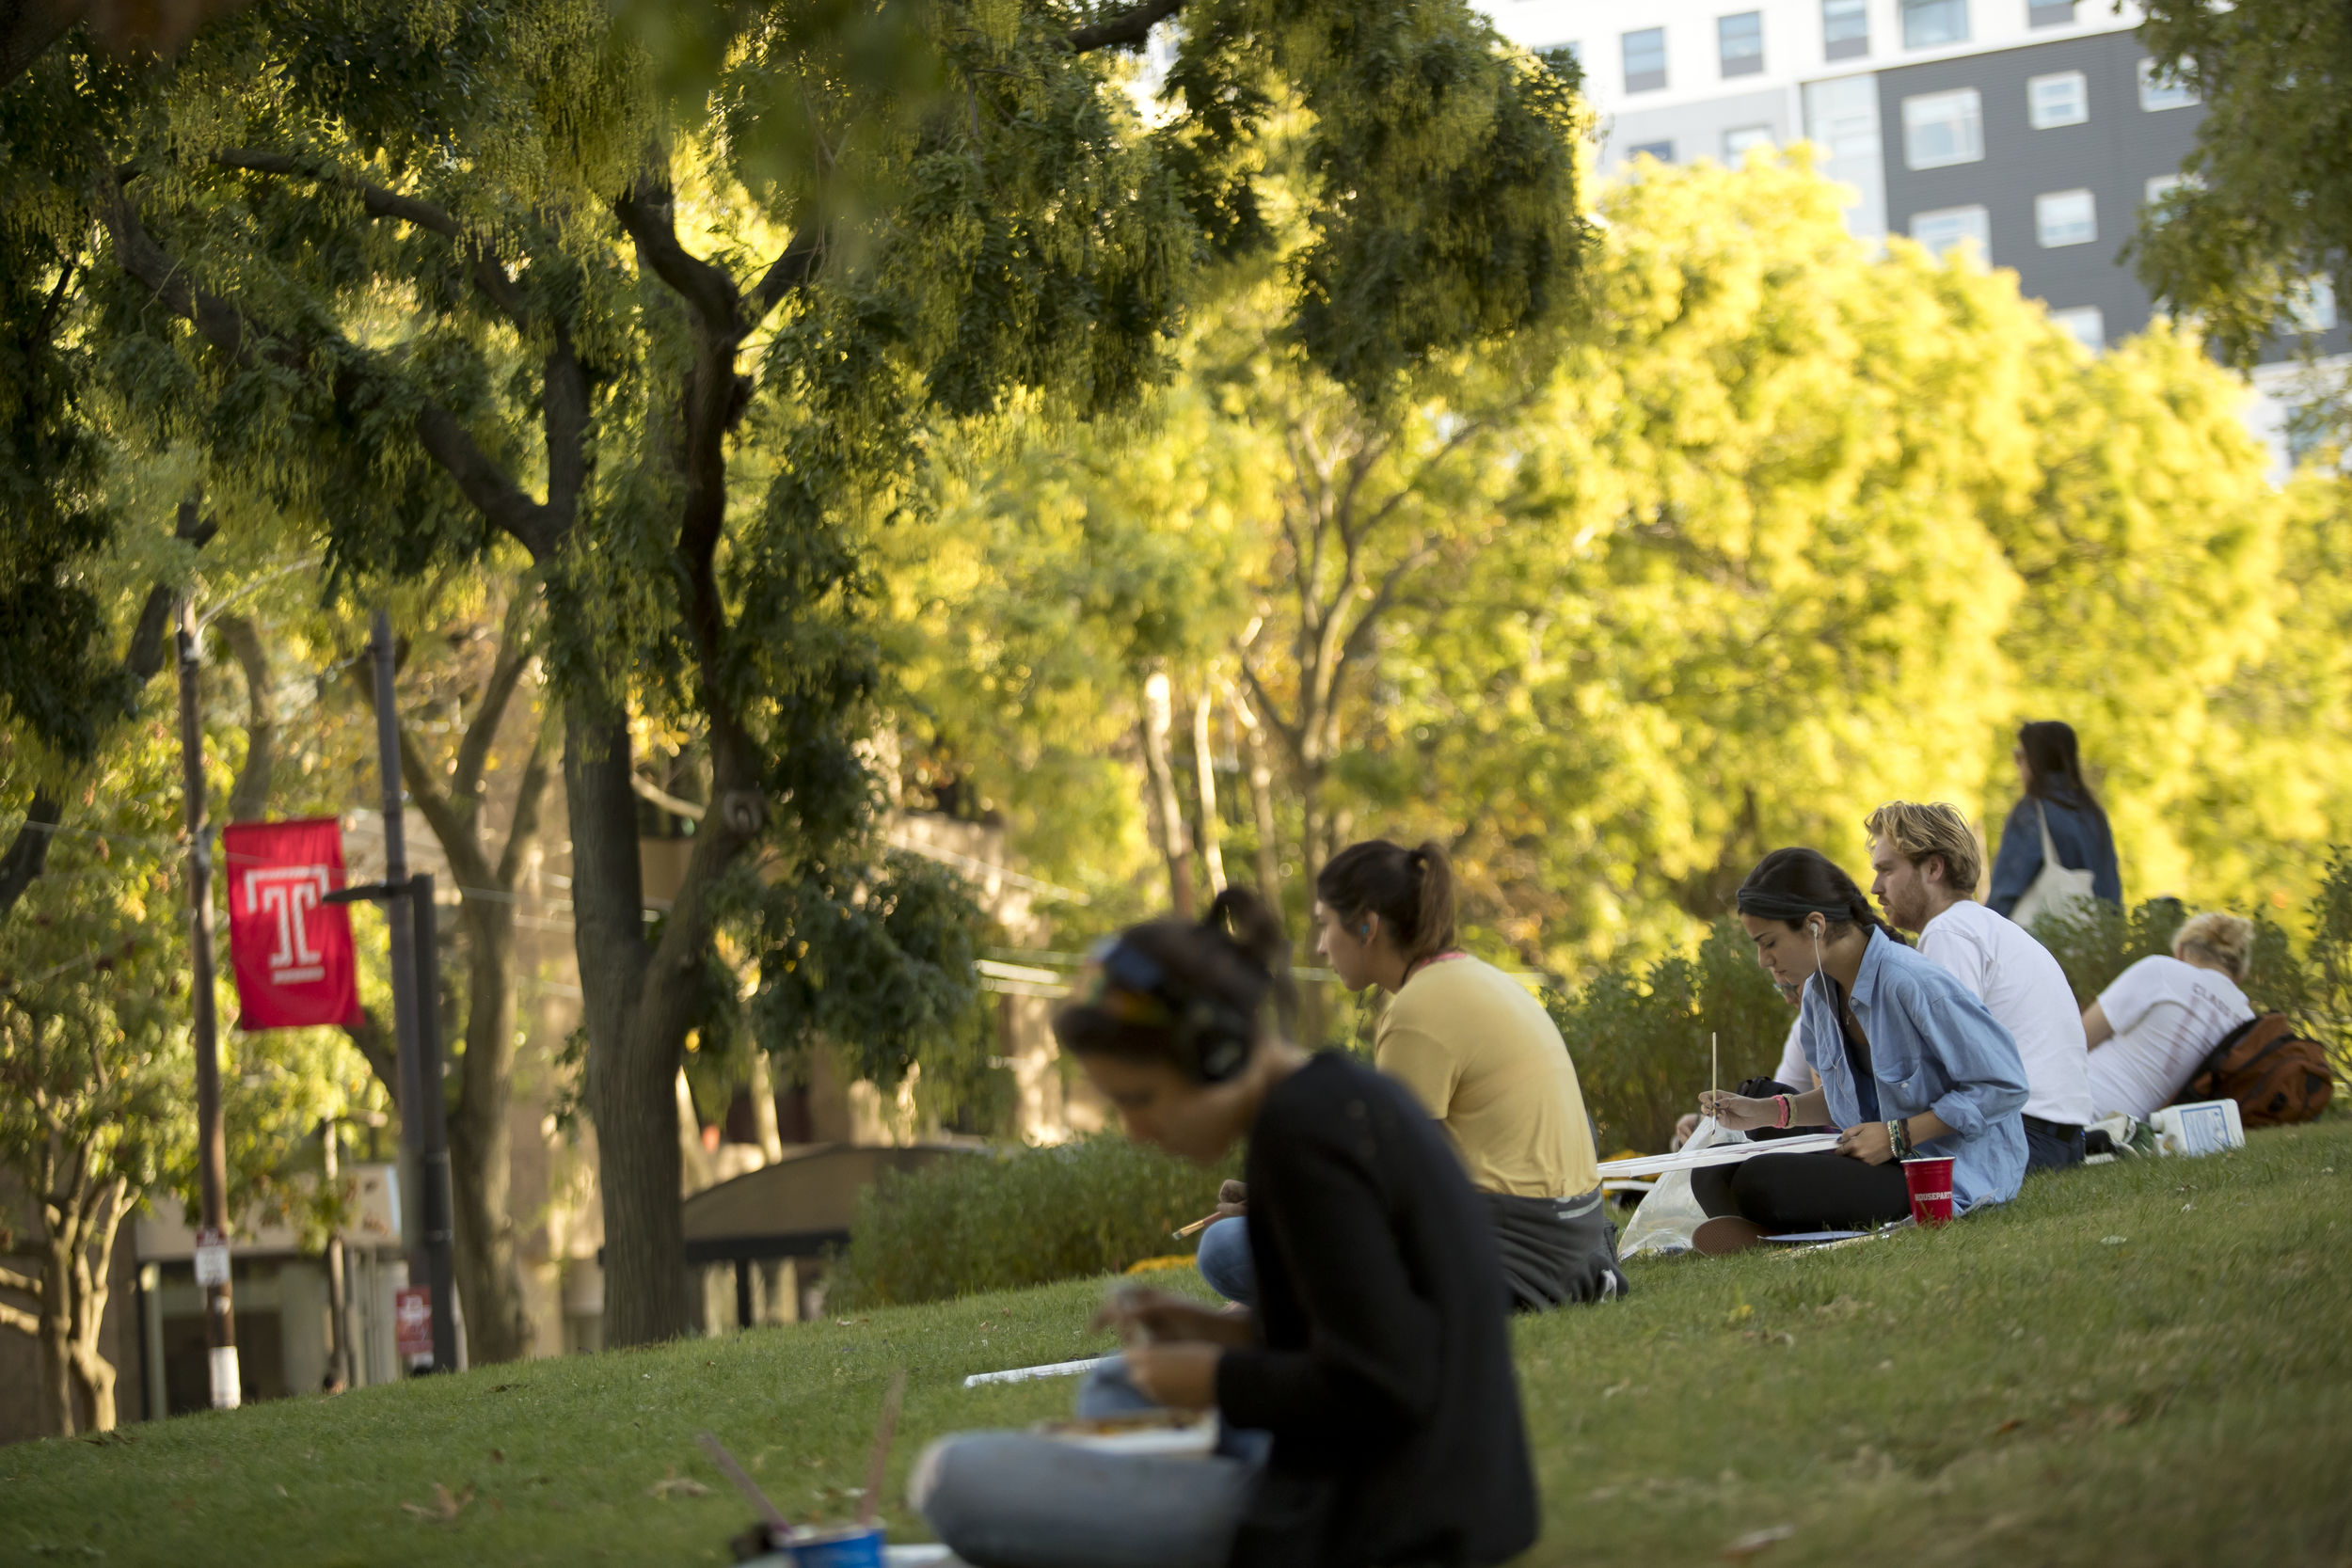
[1901,1156,1956,1227]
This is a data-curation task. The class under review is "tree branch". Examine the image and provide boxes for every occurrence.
[494,714,554,889]
[1067,0,1185,52]
[96,171,558,561]
[0,1263,40,1298]
[451,594,535,808]
[748,227,826,322]
[612,176,742,337]
[0,1301,37,1337]
[210,150,531,327]
[0,791,61,922]
[215,612,277,822]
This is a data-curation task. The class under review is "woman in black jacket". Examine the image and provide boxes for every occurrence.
[1988,721,2122,922]
[912,889,1538,1568]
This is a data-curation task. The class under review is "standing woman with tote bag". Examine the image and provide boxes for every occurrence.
[1988,721,2122,928]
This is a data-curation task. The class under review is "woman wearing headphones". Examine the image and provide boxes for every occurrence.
[913,889,1537,1568]
[1692,848,2031,1255]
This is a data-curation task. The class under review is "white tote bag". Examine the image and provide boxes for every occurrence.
[2010,800,2096,931]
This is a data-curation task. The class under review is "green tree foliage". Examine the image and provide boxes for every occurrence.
[0,637,374,1434]
[7,0,1586,1344]
[2130,0,2352,451]
[906,155,2342,992]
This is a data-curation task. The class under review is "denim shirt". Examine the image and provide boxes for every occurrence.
[1800,929,2030,1213]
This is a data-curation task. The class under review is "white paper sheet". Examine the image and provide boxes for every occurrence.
[1595,1132,1843,1180]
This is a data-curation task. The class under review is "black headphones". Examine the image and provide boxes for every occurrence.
[1088,938,1260,1084]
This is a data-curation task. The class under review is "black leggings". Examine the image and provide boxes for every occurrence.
[1692,1152,1911,1233]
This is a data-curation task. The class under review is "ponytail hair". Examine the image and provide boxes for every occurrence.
[1315,838,1458,966]
[1735,847,1909,949]
[1052,886,1295,1081]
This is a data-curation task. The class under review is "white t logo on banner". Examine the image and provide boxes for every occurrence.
[241,864,330,984]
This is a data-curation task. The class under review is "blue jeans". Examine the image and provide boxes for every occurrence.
[912,1357,1263,1568]
[1195,1216,1255,1306]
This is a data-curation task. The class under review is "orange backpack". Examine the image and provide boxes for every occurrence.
[2177,1015,2335,1128]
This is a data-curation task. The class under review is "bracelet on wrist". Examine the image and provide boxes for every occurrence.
[1887,1117,1914,1160]
[1773,1094,1791,1130]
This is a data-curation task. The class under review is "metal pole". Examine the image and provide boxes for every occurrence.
[409,872,459,1371]
[366,613,425,1262]
[321,1117,353,1391]
[176,598,238,1410]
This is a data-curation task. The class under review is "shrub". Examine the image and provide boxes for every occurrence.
[1543,919,1791,1156]
[827,1134,1235,1309]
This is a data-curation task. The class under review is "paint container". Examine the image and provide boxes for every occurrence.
[1900,1156,1956,1227]
[787,1525,886,1568]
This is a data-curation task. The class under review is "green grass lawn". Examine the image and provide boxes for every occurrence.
[8,1120,2352,1567]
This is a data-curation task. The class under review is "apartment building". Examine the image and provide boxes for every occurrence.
[1478,0,2344,468]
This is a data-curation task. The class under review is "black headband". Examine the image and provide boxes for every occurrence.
[1735,888,1853,924]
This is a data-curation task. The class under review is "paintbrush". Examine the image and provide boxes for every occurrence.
[859,1369,909,1531]
[697,1431,790,1540]
[1170,1212,1218,1241]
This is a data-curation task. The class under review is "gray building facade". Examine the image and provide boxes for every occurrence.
[1877,28,2201,344]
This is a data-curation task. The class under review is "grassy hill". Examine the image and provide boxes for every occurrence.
[7,1120,2350,1567]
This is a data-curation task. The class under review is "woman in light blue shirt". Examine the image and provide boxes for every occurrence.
[1693,847,2030,1255]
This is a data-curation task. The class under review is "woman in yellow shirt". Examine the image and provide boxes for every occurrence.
[1306,838,1622,1307]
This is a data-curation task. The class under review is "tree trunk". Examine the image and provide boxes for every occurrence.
[67,1179,126,1431]
[445,900,531,1363]
[38,1238,73,1435]
[1190,689,1226,896]
[1140,671,1196,917]
[564,694,691,1347]
[215,614,276,823]
[1230,687,1285,910]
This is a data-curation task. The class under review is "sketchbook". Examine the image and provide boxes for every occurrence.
[1595,1132,1842,1181]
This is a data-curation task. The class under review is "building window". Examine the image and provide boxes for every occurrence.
[1823,0,1868,60]
[1911,204,1990,262]
[1901,0,1968,48]
[1719,11,1765,76]
[1901,87,1984,168]
[2049,306,2105,353]
[2288,277,2340,336]
[1624,27,1668,92]
[1724,124,1776,160]
[1627,139,1677,164]
[2028,0,2076,25]
[2141,172,2190,217]
[2036,188,2097,247]
[2137,57,2200,111]
[2027,71,2087,128]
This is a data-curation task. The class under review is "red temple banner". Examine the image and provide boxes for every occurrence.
[222,817,363,1031]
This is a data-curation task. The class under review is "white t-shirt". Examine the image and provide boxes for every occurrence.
[1772,1018,1812,1089]
[2089,956,2254,1120]
[1918,898,2095,1127]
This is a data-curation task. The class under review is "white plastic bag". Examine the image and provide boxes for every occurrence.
[1616,1117,1747,1259]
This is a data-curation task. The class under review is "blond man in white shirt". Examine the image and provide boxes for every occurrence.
[1867,800,2096,1170]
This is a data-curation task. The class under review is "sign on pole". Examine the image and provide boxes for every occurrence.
[395,1286,435,1370]
[222,818,365,1031]
[192,1227,230,1288]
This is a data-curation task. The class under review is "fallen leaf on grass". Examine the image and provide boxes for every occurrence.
[1993,1418,2026,1437]
[649,1468,712,1500]
[2100,1236,2127,1245]
[1723,1524,1795,1560]
[400,1482,474,1523]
